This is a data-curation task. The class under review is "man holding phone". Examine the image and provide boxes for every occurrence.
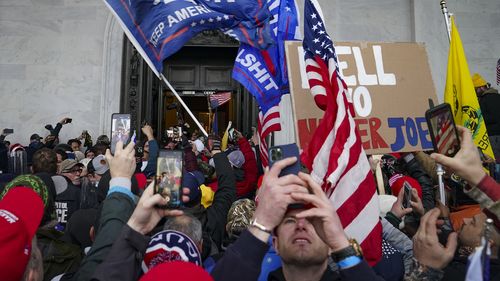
[212,157,383,281]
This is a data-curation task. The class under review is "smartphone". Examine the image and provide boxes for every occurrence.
[402,181,412,209]
[268,144,301,177]
[228,128,235,142]
[110,113,132,154]
[135,145,144,158]
[425,103,461,157]
[155,150,183,208]
[66,118,73,124]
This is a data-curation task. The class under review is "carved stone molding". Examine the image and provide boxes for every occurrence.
[127,50,141,131]
[186,30,239,46]
[99,13,124,136]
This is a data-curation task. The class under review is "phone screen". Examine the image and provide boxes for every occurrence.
[111,114,131,154]
[425,103,460,157]
[402,181,412,209]
[155,150,183,208]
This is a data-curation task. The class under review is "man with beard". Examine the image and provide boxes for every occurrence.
[211,157,457,281]
[54,159,82,229]
[211,158,382,281]
[442,211,500,280]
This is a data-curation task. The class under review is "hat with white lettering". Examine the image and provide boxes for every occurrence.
[1,174,56,226]
[142,230,202,273]
[0,187,44,281]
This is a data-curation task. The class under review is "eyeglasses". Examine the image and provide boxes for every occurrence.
[69,168,83,174]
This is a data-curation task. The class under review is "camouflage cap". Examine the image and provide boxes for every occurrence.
[226,199,256,236]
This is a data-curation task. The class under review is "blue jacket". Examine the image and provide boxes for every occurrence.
[142,139,159,177]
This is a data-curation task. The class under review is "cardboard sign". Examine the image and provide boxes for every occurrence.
[285,41,438,154]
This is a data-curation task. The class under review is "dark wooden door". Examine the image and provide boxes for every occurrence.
[121,31,258,145]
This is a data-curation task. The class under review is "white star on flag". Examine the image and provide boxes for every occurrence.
[311,13,317,18]
[216,16,222,21]
[191,22,197,27]
[200,19,205,24]
[223,15,229,20]
[285,6,291,11]
[208,18,214,22]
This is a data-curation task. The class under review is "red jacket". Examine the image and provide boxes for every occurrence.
[206,138,258,197]
[235,138,258,197]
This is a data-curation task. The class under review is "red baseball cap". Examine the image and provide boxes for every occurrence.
[140,261,213,281]
[389,175,423,199]
[0,187,44,281]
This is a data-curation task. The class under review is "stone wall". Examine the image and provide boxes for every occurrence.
[0,0,121,145]
[1,0,499,145]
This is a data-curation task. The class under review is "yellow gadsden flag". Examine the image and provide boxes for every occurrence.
[444,17,495,159]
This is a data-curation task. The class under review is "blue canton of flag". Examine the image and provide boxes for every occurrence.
[302,0,347,111]
[232,0,299,114]
[104,0,274,76]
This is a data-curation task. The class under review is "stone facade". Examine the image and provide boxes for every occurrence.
[1,0,499,144]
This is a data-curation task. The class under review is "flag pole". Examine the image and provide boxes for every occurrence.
[207,93,213,134]
[440,0,452,42]
[437,0,452,205]
[159,73,208,137]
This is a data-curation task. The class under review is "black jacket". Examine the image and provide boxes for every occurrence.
[443,255,500,281]
[211,230,385,281]
[73,191,136,281]
[185,153,236,255]
[268,267,338,281]
[92,224,148,281]
[479,88,500,136]
[54,176,81,230]
[404,156,435,211]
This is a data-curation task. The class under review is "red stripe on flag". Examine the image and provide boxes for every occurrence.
[302,3,382,264]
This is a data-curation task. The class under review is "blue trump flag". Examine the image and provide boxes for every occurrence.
[232,0,299,114]
[104,0,274,76]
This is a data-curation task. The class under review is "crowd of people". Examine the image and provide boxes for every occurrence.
[0,76,499,281]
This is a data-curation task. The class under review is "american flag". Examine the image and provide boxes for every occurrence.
[301,0,382,265]
[209,92,232,109]
[496,58,500,86]
[258,106,281,167]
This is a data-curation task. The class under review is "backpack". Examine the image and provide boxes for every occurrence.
[36,227,84,281]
